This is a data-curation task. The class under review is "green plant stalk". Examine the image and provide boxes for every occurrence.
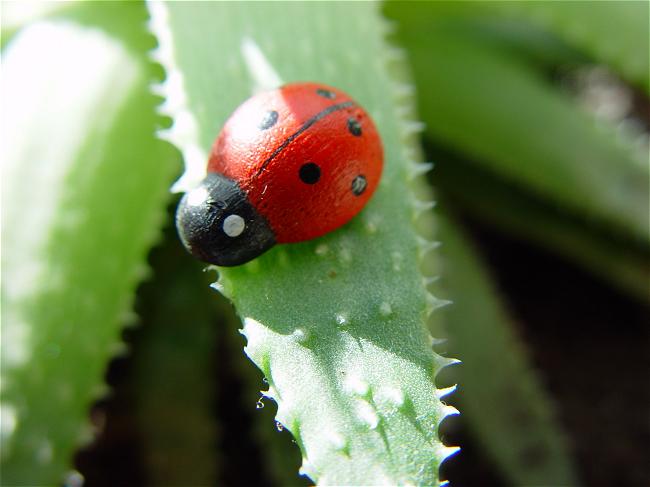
[149,1,457,484]
[433,213,579,486]
[0,3,179,484]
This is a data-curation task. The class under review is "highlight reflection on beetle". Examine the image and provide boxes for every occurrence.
[176,82,384,266]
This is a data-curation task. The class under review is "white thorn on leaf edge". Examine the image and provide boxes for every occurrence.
[426,293,452,311]
[403,120,425,134]
[147,0,207,193]
[441,404,460,419]
[412,198,436,213]
[409,162,434,179]
[422,275,439,287]
[436,385,457,399]
[430,336,447,347]
[441,445,461,460]
[434,355,461,371]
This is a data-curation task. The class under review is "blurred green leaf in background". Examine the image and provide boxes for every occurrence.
[1,1,648,486]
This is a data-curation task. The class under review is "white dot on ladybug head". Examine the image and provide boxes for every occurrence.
[223,214,245,237]
[186,186,209,207]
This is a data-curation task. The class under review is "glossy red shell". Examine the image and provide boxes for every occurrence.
[207,82,383,243]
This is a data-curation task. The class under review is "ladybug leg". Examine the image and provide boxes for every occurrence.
[176,173,276,266]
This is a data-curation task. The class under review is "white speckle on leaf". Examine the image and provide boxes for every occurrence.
[378,386,404,408]
[315,243,329,256]
[344,375,369,396]
[335,314,348,326]
[365,220,378,234]
[338,246,352,264]
[379,301,392,317]
[356,399,379,429]
[326,430,348,453]
[292,328,309,344]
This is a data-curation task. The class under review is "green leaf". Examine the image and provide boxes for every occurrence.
[435,157,650,303]
[149,1,455,484]
[507,1,650,92]
[0,4,179,484]
[389,13,649,245]
[433,213,579,486]
[220,300,308,487]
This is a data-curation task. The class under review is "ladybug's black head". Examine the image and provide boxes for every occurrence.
[175,173,276,266]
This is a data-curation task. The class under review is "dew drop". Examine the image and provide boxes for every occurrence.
[256,398,265,409]
[276,421,284,432]
[335,314,348,327]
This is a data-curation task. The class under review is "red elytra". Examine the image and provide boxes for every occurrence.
[175,82,383,266]
[208,82,383,243]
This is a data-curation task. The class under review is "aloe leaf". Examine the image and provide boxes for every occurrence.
[148,1,456,484]
[507,1,650,92]
[129,223,218,486]
[215,292,306,487]
[435,157,650,303]
[390,17,649,246]
[433,213,579,486]
[0,4,179,484]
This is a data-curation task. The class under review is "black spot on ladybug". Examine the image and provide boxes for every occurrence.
[259,110,279,130]
[347,118,362,136]
[299,162,321,184]
[255,101,354,177]
[316,88,336,99]
[351,175,367,196]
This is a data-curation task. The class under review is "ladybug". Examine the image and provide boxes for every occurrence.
[176,82,383,266]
